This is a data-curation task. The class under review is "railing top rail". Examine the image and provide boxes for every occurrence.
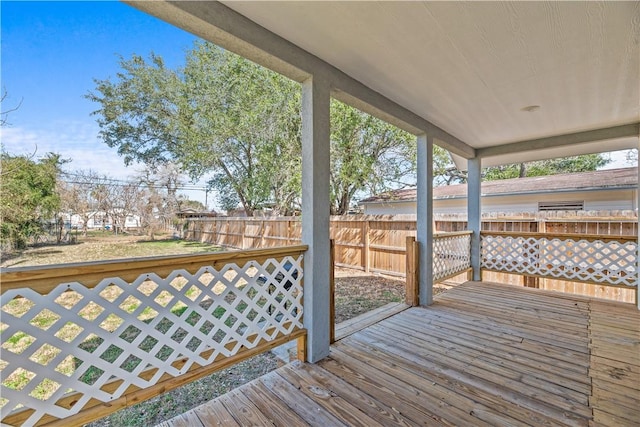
[480,230,637,243]
[434,231,473,238]
[0,244,308,294]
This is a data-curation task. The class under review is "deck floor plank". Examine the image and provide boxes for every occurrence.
[259,370,350,427]
[335,301,408,341]
[323,349,471,427]
[356,322,590,408]
[342,329,590,426]
[217,388,275,426]
[240,381,311,426]
[292,361,416,427]
[155,412,204,427]
[330,340,540,427]
[160,281,640,427]
[395,307,590,362]
[192,400,241,427]
[276,362,388,427]
[589,298,640,427]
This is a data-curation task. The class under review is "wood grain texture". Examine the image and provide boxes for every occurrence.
[0,245,308,293]
[162,282,640,427]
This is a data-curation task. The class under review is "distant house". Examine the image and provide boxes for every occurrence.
[359,167,638,216]
[176,208,218,220]
[65,211,141,230]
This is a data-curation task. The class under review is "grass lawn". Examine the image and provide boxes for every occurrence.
[1,233,221,268]
[1,233,415,426]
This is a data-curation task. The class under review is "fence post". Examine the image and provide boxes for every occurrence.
[297,333,307,362]
[241,219,247,249]
[330,239,336,343]
[363,219,370,273]
[405,236,419,306]
[524,275,540,288]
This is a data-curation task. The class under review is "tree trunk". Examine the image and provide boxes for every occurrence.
[519,163,527,178]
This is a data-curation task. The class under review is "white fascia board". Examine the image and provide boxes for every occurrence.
[478,124,640,165]
[124,0,475,159]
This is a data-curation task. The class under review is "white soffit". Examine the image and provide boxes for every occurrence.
[224,1,639,158]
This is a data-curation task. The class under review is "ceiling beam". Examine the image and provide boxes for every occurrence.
[123,0,475,158]
[477,123,640,159]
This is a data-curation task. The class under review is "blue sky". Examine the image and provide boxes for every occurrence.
[1,1,636,209]
[1,1,213,204]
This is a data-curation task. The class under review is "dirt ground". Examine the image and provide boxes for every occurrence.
[333,267,405,323]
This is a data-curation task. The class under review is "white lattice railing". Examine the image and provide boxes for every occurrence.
[433,231,472,283]
[0,246,307,426]
[481,232,637,287]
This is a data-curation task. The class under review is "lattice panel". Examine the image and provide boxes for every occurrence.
[481,235,637,287]
[0,255,303,425]
[433,234,471,282]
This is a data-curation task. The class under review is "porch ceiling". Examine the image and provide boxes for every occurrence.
[127,1,639,165]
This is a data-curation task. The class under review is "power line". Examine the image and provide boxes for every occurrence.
[58,171,210,192]
[59,179,209,192]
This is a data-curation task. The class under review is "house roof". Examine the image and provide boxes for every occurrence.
[130,1,640,167]
[359,167,638,204]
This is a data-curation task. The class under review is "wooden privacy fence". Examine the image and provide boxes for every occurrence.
[187,215,637,279]
[187,216,420,278]
[0,246,307,426]
[186,216,639,303]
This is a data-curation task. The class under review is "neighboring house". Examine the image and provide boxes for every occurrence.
[359,167,638,216]
[176,208,218,220]
[64,211,141,230]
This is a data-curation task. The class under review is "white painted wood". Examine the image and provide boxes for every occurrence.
[468,157,482,280]
[301,76,331,362]
[417,134,434,305]
[219,1,638,159]
[481,234,637,287]
[0,256,304,424]
[433,233,472,282]
[478,124,640,165]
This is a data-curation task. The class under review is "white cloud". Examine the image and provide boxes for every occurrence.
[1,122,135,176]
[1,122,213,207]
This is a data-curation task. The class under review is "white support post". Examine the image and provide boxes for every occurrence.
[301,75,331,362]
[468,157,482,281]
[417,134,434,305]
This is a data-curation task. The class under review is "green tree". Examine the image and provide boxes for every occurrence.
[330,100,414,214]
[178,199,207,211]
[482,154,610,181]
[177,42,302,216]
[88,42,417,216]
[0,153,63,249]
[433,145,466,185]
[432,153,611,185]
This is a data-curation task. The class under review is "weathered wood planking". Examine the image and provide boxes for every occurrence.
[161,282,640,427]
[589,299,640,427]
[334,301,408,341]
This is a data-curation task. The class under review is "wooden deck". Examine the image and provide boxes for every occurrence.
[159,281,640,427]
